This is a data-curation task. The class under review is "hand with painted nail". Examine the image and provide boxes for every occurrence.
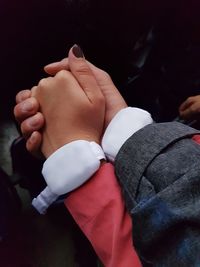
[31,45,105,157]
[14,45,127,155]
[45,54,127,128]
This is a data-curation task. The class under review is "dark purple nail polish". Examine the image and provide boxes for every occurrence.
[72,44,84,58]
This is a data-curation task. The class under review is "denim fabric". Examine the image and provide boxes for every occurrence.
[115,122,200,266]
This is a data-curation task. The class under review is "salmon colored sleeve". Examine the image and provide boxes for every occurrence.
[64,163,141,267]
[192,134,200,144]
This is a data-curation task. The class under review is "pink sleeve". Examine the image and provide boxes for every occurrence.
[192,135,200,144]
[64,163,141,267]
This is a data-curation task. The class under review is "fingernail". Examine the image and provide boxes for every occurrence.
[72,44,84,58]
[21,101,33,112]
[28,118,39,128]
[29,132,37,143]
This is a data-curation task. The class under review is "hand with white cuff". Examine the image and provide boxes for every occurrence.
[14,45,153,213]
[14,45,153,161]
[17,45,108,212]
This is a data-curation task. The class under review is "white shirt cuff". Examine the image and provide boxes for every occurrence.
[102,107,153,161]
[42,140,105,195]
[32,140,105,214]
[32,186,58,214]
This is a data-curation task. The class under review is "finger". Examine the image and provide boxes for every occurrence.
[179,108,192,120]
[30,78,53,98]
[68,45,104,103]
[20,112,44,138]
[179,102,197,120]
[183,102,200,119]
[44,58,69,75]
[31,85,38,97]
[14,97,40,123]
[44,57,106,82]
[26,131,43,158]
[45,56,111,87]
[179,97,195,112]
[16,90,31,104]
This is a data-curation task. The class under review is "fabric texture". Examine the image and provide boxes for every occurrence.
[65,163,142,267]
[32,141,105,214]
[42,140,105,195]
[102,107,153,161]
[115,121,200,266]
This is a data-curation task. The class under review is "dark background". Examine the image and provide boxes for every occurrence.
[1,1,200,266]
[1,0,200,121]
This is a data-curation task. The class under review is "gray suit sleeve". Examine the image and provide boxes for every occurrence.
[115,122,200,266]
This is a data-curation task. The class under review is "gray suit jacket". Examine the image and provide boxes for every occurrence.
[115,122,200,266]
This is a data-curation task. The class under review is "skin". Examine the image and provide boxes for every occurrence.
[14,46,127,156]
[179,95,200,121]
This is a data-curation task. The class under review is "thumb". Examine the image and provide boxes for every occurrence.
[68,45,103,103]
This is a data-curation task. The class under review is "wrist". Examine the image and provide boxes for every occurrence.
[42,133,101,158]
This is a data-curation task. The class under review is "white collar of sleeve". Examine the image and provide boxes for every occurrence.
[102,107,153,162]
[32,140,105,214]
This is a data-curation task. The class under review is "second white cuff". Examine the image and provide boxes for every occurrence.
[102,107,153,161]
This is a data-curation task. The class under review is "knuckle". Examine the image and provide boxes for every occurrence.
[13,100,33,120]
[38,78,48,88]
[21,115,41,137]
[56,69,70,80]
[16,89,30,103]
[29,97,38,109]
[77,63,91,76]
[26,136,38,154]
[35,112,44,126]
[15,91,22,102]
[21,121,30,137]
[31,86,38,95]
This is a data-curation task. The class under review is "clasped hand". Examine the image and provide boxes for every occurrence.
[14,45,127,158]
